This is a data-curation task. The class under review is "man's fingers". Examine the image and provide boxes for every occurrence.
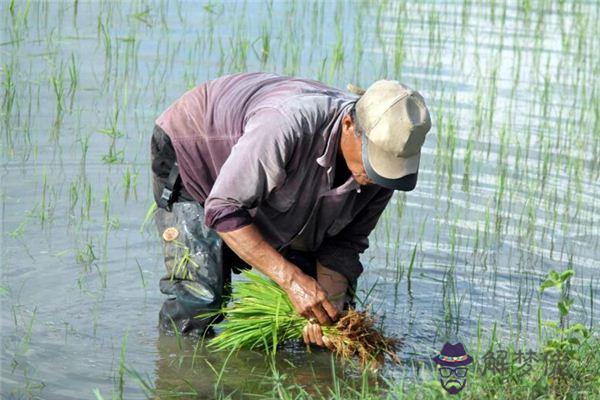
[299,306,311,319]
[307,323,318,345]
[312,324,325,347]
[304,310,317,324]
[322,335,335,351]
[302,324,309,345]
[304,322,334,350]
[311,304,332,325]
[321,299,340,322]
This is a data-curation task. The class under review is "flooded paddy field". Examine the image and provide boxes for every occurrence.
[1,0,599,398]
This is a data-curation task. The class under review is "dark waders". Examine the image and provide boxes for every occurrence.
[150,125,323,336]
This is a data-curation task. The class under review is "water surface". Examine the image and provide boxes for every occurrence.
[1,1,599,398]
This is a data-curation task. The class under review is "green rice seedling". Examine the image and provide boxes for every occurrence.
[204,271,400,368]
[99,106,124,164]
[135,259,146,290]
[462,134,474,193]
[216,38,226,77]
[486,61,499,137]
[373,2,389,77]
[183,48,197,89]
[406,244,417,294]
[190,338,203,370]
[50,62,65,130]
[1,64,18,155]
[393,5,406,78]
[120,367,162,399]
[204,348,236,398]
[67,53,77,109]
[460,0,470,35]
[7,0,31,44]
[39,169,56,226]
[426,10,442,71]
[392,233,403,301]
[130,6,152,27]
[139,202,157,233]
[381,210,392,271]
[168,317,184,351]
[81,180,92,220]
[351,6,364,82]
[72,0,79,19]
[259,24,271,67]
[12,306,37,356]
[2,63,17,127]
[78,130,90,168]
[330,5,345,77]
[75,240,97,273]
[444,113,457,193]
[309,0,325,57]
[102,185,110,225]
[92,388,105,400]
[123,166,132,201]
[433,111,445,194]
[230,31,249,73]
[316,56,328,83]
[116,331,128,400]
[288,35,301,77]
[69,179,79,214]
[97,15,112,71]
[495,162,507,234]
[7,216,29,239]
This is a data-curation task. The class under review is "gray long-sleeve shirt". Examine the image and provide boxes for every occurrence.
[155,72,393,282]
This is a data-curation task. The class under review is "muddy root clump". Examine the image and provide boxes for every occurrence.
[325,309,402,368]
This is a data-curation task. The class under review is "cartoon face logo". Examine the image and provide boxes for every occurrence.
[432,342,473,395]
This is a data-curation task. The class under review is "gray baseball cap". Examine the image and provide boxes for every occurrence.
[349,80,431,190]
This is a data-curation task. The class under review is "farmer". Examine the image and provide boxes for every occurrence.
[150,72,431,347]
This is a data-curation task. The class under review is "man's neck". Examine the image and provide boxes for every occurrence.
[333,151,351,188]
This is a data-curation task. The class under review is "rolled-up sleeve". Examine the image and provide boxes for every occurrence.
[316,188,394,283]
[204,108,295,232]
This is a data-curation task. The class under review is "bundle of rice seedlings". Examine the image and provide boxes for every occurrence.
[201,270,401,368]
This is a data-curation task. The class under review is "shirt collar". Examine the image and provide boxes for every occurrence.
[316,101,356,169]
[316,101,361,193]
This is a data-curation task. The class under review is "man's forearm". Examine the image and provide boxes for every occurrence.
[217,223,301,289]
[316,261,348,311]
[217,223,340,325]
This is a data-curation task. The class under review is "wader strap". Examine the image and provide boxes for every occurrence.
[157,161,181,211]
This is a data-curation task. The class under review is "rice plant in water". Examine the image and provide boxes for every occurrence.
[203,270,400,368]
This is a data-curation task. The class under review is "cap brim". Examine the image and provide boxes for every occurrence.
[362,136,419,191]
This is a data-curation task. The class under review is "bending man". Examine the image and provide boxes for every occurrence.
[150,72,431,347]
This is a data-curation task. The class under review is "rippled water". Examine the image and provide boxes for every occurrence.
[1,1,599,398]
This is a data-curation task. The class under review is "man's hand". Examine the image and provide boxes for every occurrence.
[303,321,335,350]
[301,262,349,349]
[284,270,340,325]
[316,261,349,311]
[217,224,340,325]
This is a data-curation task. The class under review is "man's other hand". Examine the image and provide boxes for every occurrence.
[303,321,335,350]
[285,270,340,325]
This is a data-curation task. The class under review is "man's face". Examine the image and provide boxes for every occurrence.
[341,115,374,186]
[350,165,373,186]
[438,366,468,394]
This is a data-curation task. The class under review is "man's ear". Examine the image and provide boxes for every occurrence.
[342,114,354,135]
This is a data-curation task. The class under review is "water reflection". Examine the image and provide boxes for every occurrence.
[152,333,365,399]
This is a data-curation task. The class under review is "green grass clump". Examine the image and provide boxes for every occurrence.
[202,271,399,367]
[206,270,306,352]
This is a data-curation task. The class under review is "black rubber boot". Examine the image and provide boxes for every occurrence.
[154,201,230,337]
